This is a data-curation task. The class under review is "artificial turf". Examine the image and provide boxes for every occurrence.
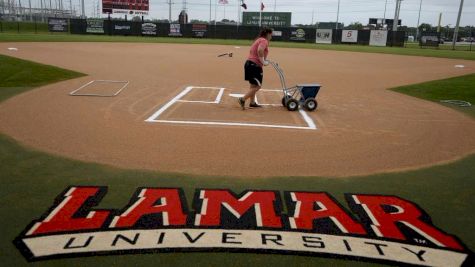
[0,51,474,267]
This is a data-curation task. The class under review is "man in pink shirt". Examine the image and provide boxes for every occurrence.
[238,28,273,109]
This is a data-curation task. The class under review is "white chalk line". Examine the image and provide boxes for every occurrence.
[70,80,129,97]
[145,86,193,122]
[152,120,315,130]
[145,86,318,130]
[174,87,225,104]
[177,100,219,104]
[215,88,225,103]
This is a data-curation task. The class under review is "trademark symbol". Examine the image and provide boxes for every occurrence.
[414,238,427,244]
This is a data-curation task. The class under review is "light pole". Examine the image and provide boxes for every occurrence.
[81,0,85,18]
[452,0,464,50]
[391,0,403,46]
[392,0,402,32]
[335,0,340,29]
[415,0,422,41]
[168,0,172,23]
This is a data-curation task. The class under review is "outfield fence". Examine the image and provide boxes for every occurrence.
[0,20,49,34]
[65,18,406,47]
[2,18,474,51]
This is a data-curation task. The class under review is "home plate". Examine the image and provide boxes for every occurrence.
[229,93,244,98]
[8,48,18,51]
[454,65,465,68]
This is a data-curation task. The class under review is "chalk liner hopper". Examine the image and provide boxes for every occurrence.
[14,186,473,266]
[269,61,321,112]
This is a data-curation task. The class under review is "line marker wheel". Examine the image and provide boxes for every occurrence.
[286,98,299,111]
[304,98,318,111]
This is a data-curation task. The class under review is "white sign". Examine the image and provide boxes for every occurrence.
[112,9,148,15]
[169,24,182,37]
[316,29,333,44]
[369,30,388,46]
[342,30,358,43]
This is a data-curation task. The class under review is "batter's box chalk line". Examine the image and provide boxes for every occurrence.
[69,80,129,97]
[145,86,317,130]
[440,100,472,107]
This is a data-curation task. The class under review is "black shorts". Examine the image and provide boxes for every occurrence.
[244,60,263,86]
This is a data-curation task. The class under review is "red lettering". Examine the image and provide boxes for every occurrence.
[195,190,282,228]
[350,194,464,250]
[26,187,110,236]
[288,192,366,234]
[110,188,187,228]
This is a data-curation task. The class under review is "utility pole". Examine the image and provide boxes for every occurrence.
[18,0,23,20]
[80,0,84,18]
[1,0,5,17]
[392,0,402,32]
[415,0,422,41]
[168,0,172,23]
[391,0,402,46]
[311,9,314,26]
[39,0,43,22]
[209,0,211,23]
[335,0,340,29]
[383,0,388,22]
[437,12,442,33]
[259,0,262,27]
[28,0,31,21]
[273,0,276,26]
[238,0,241,25]
[452,0,464,50]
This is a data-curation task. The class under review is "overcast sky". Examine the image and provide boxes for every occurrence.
[77,0,475,27]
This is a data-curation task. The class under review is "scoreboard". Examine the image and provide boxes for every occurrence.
[102,0,149,15]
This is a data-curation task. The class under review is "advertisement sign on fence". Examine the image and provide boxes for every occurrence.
[316,29,332,44]
[102,0,149,15]
[290,28,306,41]
[192,24,207,38]
[420,35,440,47]
[342,30,358,43]
[86,19,104,34]
[48,18,69,32]
[169,24,182,37]
[242,12,291,27]
[369,30,388,46]
[113,22,132,35]
[142,23,157,36]
[272,31,282,37]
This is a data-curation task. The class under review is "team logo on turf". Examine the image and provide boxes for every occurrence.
[14,186,473,266]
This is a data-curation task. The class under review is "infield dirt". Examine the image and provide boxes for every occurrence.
[1,42,474,177]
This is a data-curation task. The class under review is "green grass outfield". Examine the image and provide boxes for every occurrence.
[1,32,475,61]
[392,73,475,118]
[0,54,474,266]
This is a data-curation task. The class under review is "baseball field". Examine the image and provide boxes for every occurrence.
[1,33,474,266]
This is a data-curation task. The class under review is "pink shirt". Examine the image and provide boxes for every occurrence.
[248,37,269,67]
